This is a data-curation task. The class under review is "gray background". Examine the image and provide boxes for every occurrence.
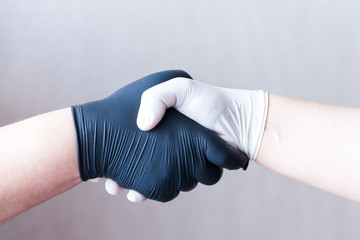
[1,0,360,239]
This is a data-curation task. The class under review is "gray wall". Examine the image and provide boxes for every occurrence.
[1,0,360,239]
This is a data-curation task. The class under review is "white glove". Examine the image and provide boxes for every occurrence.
[89,178,147,203]
[137,77,268,161]
[100,77,268,202]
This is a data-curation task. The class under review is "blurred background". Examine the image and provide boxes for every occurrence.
[1,0,360,239]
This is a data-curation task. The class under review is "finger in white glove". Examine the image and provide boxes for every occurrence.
[105,179,125,195]
[104,179,147,203]
[89,177,105,183]
[127,190,147,203]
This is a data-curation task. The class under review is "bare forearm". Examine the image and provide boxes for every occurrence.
[0,108,81,223]
[257,94,360,202]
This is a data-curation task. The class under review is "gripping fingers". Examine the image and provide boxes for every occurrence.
[105,179,147,203]
[195,161,223,186]
[205,133,249,170]
[105,179,125,195]
[127,190,147,203]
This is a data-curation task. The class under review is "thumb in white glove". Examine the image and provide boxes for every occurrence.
[137,77,268,161]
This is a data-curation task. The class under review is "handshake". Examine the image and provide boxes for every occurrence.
[72,70,268,202]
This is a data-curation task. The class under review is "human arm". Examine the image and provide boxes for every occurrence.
[256,94,360,202]
[0,108,81,223]
[137,78,360,202]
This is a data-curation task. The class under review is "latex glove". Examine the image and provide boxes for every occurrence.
[72,70,249,202]
[137,77,268,161]
[90,178,146,202]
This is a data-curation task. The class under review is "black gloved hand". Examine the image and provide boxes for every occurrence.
[72,70,249,202]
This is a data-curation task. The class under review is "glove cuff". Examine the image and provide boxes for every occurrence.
[252,91,269,161]
[71,105,92,181]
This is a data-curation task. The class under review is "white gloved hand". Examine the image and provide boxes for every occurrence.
[137,77,268,161]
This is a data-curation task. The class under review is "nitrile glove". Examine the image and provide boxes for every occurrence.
[71,70,249,202]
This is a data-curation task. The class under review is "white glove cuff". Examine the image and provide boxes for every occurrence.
[252,91,269,161]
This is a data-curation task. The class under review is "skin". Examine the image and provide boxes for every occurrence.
[256,94,360,202]
[0,108,81,223]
